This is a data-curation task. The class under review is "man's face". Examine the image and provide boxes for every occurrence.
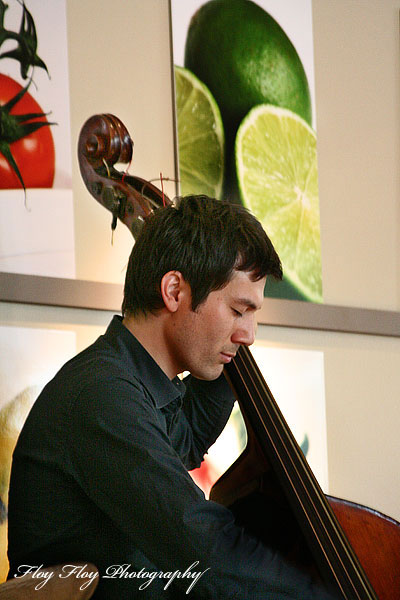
[169,270,266,380]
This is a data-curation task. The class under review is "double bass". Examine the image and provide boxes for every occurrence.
[77,113,400,600]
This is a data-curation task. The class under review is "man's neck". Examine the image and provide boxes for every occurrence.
[122,312,178,380]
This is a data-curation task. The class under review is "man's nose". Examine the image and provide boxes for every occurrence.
[232,317,256,347]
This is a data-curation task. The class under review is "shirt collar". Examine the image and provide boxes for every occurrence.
[104,315,185,409]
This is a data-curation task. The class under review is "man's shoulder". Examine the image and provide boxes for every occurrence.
[27,331,149,426]
[54,339,147,403]
[58,320,141,383]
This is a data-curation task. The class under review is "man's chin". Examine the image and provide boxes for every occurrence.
[192,364,225,381]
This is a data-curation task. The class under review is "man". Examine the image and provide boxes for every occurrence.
[8,196,339,598]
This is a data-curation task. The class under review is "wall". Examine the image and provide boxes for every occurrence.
[0,0,399,533]
[313,0,400,311]
[67,0,176,284]
[310,0,400,520]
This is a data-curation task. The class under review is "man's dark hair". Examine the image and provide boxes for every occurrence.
[122,195,282,316]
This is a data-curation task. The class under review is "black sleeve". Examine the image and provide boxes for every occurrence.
[177,373,235,469]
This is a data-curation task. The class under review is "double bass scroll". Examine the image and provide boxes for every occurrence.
[78,113,172,239]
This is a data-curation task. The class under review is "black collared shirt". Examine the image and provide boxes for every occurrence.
[8,316,339,599]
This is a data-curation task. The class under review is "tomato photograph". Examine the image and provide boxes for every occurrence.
[0,0,75,280]
[0,73,55,190]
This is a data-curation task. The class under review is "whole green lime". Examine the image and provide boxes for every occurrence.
[184,0,312,140]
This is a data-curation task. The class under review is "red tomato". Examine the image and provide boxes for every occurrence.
[0,73,55,189]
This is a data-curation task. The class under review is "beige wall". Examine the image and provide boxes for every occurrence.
[310,0,400,520]
[67,0,176,284]
[313,0,400,311]
[0,0,400,533]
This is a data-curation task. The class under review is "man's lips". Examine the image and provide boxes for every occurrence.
[220,352,236,363]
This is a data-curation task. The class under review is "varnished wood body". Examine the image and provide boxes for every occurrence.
[328,497,400,600]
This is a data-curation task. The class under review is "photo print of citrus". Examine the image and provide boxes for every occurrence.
[171,0,323,303]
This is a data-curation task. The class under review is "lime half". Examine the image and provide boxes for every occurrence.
[175,65,224,199]
[236,104,322,303]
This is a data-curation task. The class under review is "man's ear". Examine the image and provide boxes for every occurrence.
[160,271,189,313]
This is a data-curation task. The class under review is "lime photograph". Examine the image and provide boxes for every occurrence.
[170,0,323,303]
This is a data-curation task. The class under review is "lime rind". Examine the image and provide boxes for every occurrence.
[175,66,225,199]
[236,104,322,303]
